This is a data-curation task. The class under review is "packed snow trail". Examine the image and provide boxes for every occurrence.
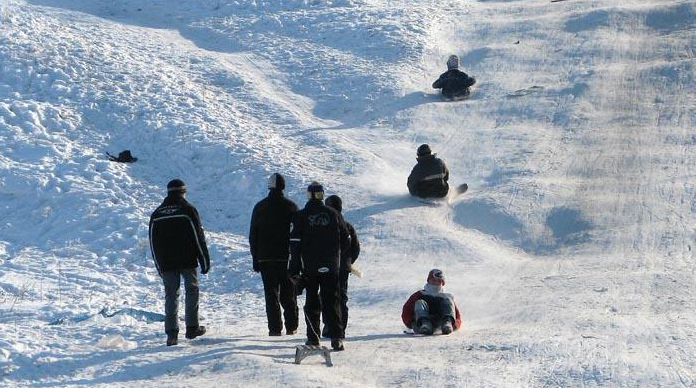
[1,0,695,387]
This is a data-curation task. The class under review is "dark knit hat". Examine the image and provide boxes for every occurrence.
[427,269,445,285]
[325,195,343,213]
[306,181,324,200]
[167,179,187,193]
[417,144,432,157]
[268,173,285,190]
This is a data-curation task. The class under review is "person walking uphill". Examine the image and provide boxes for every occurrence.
[407,144,450,198]
[149,179,210,346]
[289,182,350,351]
[402,269,462,335]
[249,173,299,336]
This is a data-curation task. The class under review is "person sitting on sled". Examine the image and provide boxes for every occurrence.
[432,54,476,100]
[401,269,462,335]
[407,144,450,198]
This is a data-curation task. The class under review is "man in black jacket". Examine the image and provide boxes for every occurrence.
[432,54,476,100]
[149,179,210,346]
[289,182,350,351]
[249,173,299,336]
[322,195,360,339]
[407,144,450,198]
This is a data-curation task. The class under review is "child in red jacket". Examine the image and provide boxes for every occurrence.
[401,269,461,335]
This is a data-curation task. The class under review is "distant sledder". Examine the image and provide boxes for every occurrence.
[402,269,462,335]
[407,144,467,200]
[432,54,476,101]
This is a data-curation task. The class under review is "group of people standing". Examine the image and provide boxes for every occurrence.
[250,176,360,351]
[148,55,471,348]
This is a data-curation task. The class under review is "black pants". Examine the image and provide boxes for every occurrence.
[260,261,298,334]
[304,271,342,343]
[322,270,350,338]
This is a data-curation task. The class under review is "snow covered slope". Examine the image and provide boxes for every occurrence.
[1,0,695,386]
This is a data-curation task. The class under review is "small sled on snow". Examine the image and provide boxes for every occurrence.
[294,344,333,366]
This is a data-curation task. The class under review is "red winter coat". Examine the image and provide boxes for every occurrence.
[401,290,462,330]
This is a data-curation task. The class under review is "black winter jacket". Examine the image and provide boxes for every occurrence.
[149,194,210,274]
[432,69,476,97]
[407,154,450,198]
[341,218,361,269]
[289,199,350,275]
[249,189,299,271]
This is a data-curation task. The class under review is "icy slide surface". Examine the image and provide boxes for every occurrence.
[0,0,695,386]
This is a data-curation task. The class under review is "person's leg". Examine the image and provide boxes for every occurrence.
[182,268,205,339]
[260,262,283,335]
[181,268,200,329]
[319,272,343,340]
[303,274,321,345]
[437,297,456,331]
[161,271,181,335]
[278,262,299,334]
[413,299,434,334]
[339,270,350,335]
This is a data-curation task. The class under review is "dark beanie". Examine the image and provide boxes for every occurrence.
[268,173,285,190]
[325,195,343,213]
[417,144,432,157]
[167,179,187,193]
[306,181,324,200]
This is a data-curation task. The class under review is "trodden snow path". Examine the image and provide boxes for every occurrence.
[1,0,695,387]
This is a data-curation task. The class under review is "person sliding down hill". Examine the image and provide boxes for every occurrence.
[407,144,450,198]
[402,269,462,335]
[432,54,476,101]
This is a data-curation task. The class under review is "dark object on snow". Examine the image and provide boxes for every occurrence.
[107,150,138,163]
[407,145,450,198]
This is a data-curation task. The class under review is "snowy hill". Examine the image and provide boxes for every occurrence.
[1,0,695,386]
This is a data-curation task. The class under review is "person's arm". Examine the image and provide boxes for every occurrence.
[349,224,360,264]
[432,73,445,89]
[453,302,462,330]
[338,215,351,271]
[401,291,421,328]
[148,216,162,277]
[249,204,259,272]
[190,207,210,274]
[467,76,476,87]
[288,212,303,276]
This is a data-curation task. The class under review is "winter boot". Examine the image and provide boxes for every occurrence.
[185,325,206,340]
[286,329,297,335]
[269,331,282,336]
[441,318,454,335]
[305,338,320,346]
[166,330,179,346]
[417,318,434,335]
[331,338,344,351]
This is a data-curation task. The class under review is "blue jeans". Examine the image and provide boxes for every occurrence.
[413,296,454,328]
